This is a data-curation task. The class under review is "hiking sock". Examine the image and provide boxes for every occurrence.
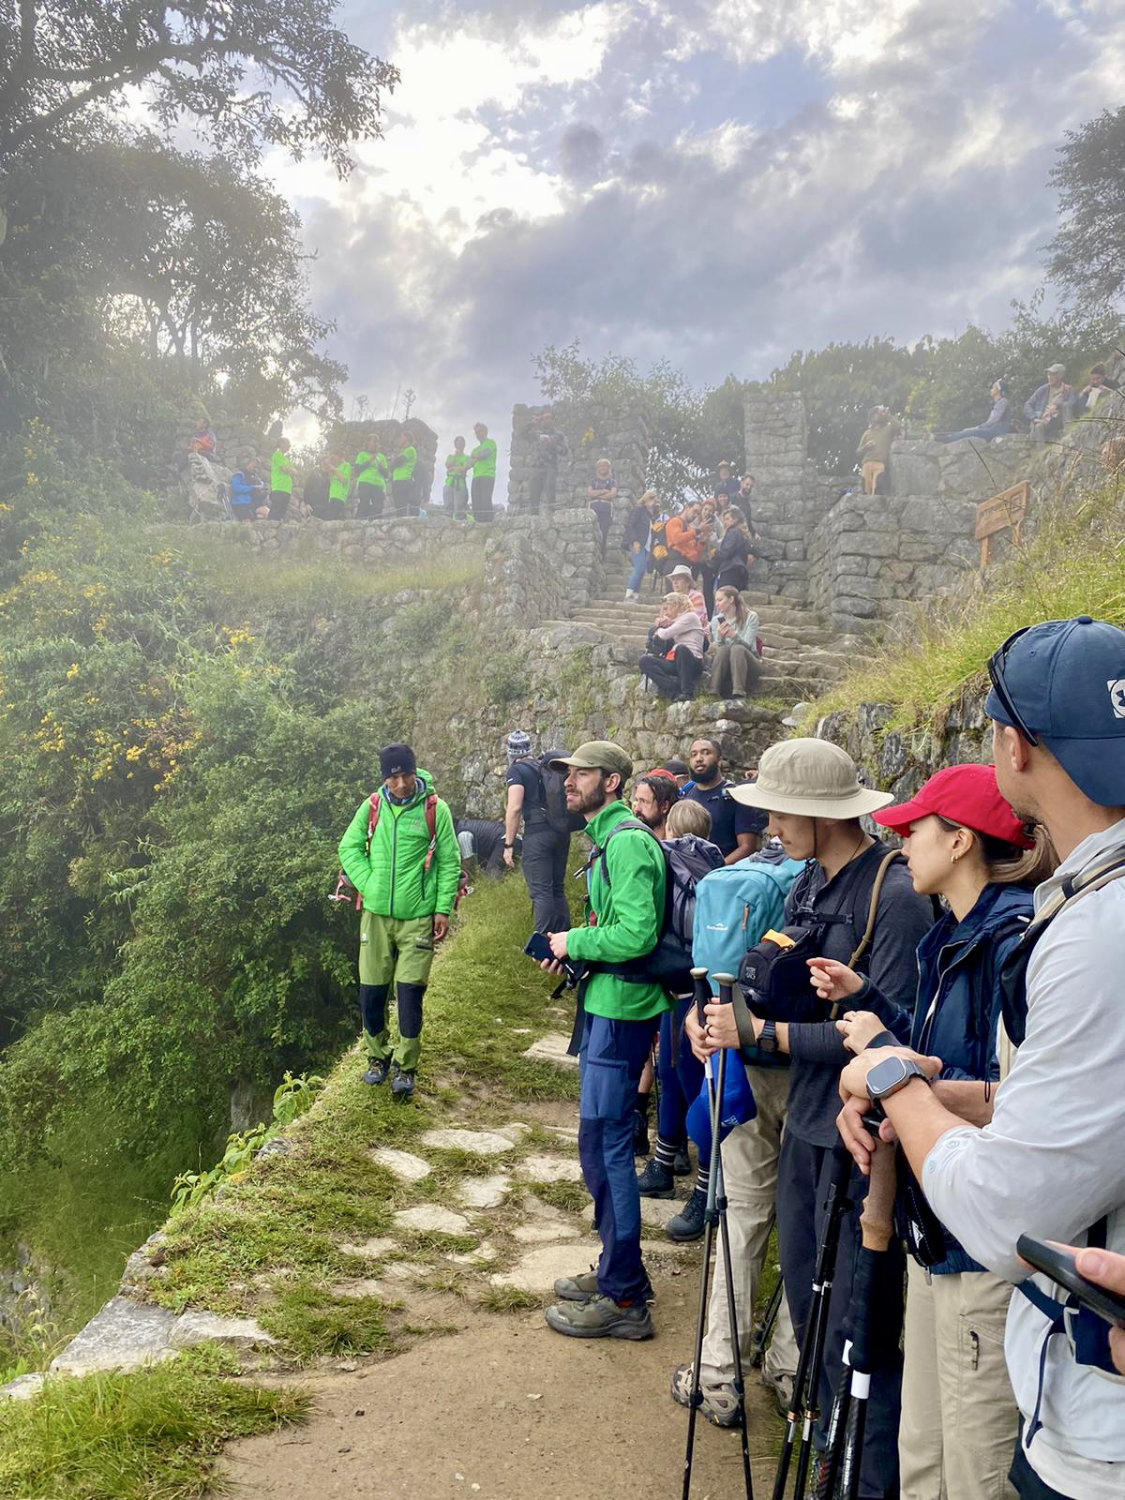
[694,1164,710,1196]
[653,1135,682,1172]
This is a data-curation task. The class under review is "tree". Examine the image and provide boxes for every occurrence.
[1048,105,1125,311]
[0,1,398,174]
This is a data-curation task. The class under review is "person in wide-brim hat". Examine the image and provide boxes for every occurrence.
[728,738,893,820]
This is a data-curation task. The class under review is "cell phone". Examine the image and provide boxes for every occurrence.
[523,932,554,964]
[1016,1235,1125,1328]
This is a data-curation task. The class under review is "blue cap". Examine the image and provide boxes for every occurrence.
[984,616,1125,805]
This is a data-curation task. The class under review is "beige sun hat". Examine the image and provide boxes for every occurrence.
[727,739,894,819]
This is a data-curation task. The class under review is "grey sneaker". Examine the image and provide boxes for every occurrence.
[761,1366,796,1419]
[666,1186,707,1242]
[361,1058,390,1085]
[670,1363,741,1428]
[544,1295,653,1340]
[552,1268,600,1303]
[390,1066,415,1099]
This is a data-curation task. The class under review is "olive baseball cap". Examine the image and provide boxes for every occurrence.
[549,741,634,780]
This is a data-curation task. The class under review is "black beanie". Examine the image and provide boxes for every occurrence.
[380,743,417,779]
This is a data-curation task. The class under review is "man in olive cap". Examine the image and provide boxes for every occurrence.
[536,741,668,1341]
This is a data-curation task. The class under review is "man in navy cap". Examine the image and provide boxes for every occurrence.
[836,616,1125,1500]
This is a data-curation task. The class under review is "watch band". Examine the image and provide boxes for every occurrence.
[867,1055,929,1102]
[758,1019,778,1054]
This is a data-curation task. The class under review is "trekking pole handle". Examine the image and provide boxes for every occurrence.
[713,973,736,1006]
[691,966,710,1028]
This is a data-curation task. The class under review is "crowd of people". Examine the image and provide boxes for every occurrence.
[334,613,1125,1500]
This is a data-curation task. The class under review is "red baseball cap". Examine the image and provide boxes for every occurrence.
[645,767,679,782]
[872,763,1034,848]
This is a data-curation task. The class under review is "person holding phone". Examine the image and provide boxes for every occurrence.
[835,617,1125,1500]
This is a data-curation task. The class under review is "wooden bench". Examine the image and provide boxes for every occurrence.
[975,482,1030,568]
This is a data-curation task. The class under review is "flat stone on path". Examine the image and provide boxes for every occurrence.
[419,1128,516,1156]
[369,1147,431,1182]
[517,1153,582,1184]
[393,1205,472,1236]
[458,1174,510,1209]
[522,1033,578,1070]
[338,1237,396,1261]
[169,1311,277,1352]
[489,1240,600,1293]
[583,1197,684,1230]
[51,1296,177,1376]
[512,1223,581,1245]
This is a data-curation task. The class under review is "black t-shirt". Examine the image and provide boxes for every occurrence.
[455,818,507,874]
[683,778,766,856]
[506,758,547,825]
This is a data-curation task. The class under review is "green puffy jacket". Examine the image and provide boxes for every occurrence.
[338,769,460,920]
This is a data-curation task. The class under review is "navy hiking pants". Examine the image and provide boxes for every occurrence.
[579,1013,658,1304]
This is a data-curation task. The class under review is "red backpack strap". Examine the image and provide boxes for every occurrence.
[357,792,381,909]
[423,793,438,873]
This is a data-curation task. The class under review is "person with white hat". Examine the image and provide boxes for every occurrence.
[690,737,933,1496]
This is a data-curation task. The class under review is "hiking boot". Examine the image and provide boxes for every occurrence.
[670,1363,741,1428]
[632,1106,650,1157]
[544,1295,653,1340]
[390,1065,415,1100]
[665,1186,707,1242]
[624,589,638,601]
[672,1146,691,1176]
[636,1159,676,1198]
[761,1367,795,1420]
[361,1058,390,1086]
[552,1268,600,1302]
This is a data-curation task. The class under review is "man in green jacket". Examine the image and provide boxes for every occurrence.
[338,744,460,1099]
[539,741,669,1340]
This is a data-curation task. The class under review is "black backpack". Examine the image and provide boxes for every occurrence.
[591,823,724,985]
[535,754,582,837]
[738,849,904,1023]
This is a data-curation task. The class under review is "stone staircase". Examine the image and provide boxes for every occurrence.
[537,565,860,702]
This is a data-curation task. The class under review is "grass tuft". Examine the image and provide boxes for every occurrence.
[0,1355,307,1500]
[478,1284,541,1313]
[258,1281,393,1365]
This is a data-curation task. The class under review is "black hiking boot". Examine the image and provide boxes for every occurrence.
[636,1159,676,1198]
[665,1186,707,1242]
[672,1146,692,1176]
[390,1065,415,1100]
[362,1057,390,1085]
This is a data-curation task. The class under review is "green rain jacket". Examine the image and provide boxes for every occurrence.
[338,769,460,920]
[567,800,670,1023]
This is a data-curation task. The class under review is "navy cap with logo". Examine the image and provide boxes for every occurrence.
[985,616,1125,805]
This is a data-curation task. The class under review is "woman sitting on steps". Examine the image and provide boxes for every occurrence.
[708,585,762,699]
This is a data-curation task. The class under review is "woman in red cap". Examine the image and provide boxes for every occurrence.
[809,762,1055,1500]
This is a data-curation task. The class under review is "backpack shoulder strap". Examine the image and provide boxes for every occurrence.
[422,793,438,872]
[848,849,902,969]
[364,791,381,851]
[595,818,660,888]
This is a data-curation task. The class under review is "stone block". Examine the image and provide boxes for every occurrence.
[51,1297,177,1376]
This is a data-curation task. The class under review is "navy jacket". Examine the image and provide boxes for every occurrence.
[866,881,1033,1271]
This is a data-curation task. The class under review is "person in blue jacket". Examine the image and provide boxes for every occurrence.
[809,763,1055,1500]
[228,457,266,520]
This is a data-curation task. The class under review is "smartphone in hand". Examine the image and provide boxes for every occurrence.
[1017,1235,1125,1328]
[523,932,554,964]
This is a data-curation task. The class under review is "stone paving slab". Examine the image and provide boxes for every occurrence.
[50,1296,178,1376]
[488,1240,602,1293]
[369,1146,431,1182]
[458,1174,511,1209]
[516,1153,583,1184]
[169,1311,277,1352]
[419,1128,517,1156]
[392,1205,473,1236]
[512,1223,581,1245]
[521,1033,578,1070]
[338,1236,397,1260]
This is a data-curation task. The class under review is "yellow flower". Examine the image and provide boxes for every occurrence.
[66,663,80,680]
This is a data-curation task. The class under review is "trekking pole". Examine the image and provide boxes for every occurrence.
[771,1143,852,1500]
[713,972,754,1500]
[835,1134,896,1500]
[682,968,715,1500]
[750,1278,783,1369]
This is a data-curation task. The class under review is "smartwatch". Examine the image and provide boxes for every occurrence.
[503,841,515,849]
[866,1055,930,1103]
[758,1019,779,1055]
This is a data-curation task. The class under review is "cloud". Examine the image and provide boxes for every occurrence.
[275,0,1125,465]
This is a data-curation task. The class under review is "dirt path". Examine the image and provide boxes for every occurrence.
[216,1271,781,1500]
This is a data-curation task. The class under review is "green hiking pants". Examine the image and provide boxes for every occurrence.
[358,912,434,1068]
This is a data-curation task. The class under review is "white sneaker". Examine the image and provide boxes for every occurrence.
[624,589,637,601]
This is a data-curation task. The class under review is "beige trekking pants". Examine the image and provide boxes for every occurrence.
[699,1065,799,1386]
[899,1257,1018,1500]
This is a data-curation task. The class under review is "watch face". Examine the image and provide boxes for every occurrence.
[867,1055,910,1099]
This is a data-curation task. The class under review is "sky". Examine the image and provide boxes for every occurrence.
[264,0,1125,473]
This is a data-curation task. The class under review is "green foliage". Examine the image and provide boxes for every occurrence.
[170,1073,325,1219]
[1048,105,1125,311]
[0,1357,308,1500]
[0,3,397,174]
[258,1281,393,1363]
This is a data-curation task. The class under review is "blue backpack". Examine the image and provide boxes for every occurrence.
[692,854,805,1023]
